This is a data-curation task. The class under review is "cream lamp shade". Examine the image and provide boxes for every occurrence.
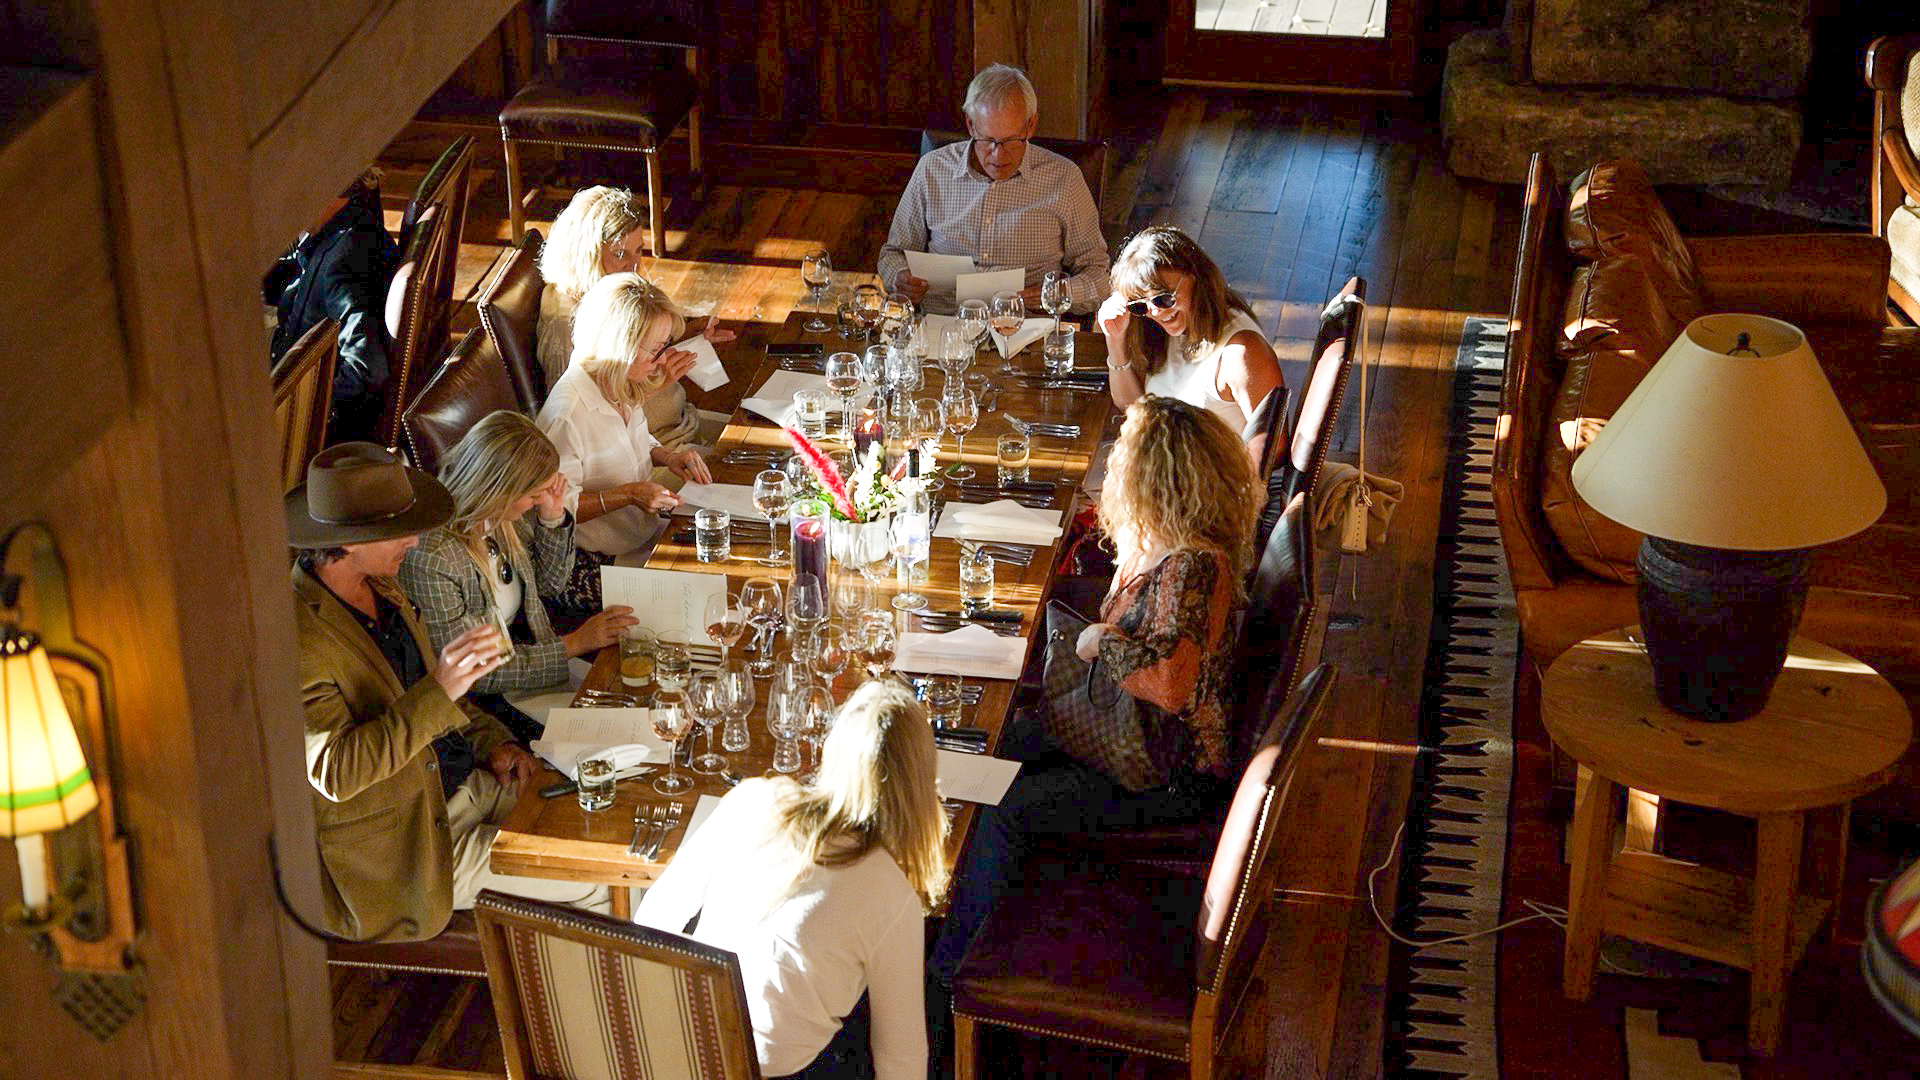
[2,628,98,838]
[1570,313,1887,550]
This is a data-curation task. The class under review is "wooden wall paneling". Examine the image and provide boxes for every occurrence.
[972,0,1097,139]
[0,69,130,508]
[245,0,519,271]
[238,0,378,143]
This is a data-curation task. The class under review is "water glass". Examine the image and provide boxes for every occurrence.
[925,671,965,730]
[619,626,656,690]
[694,508,731,562]
[575,754,617,812]
[655,630,692,694]
[960,548,995,612]
[996,433,1031,486]
[794,389,830,440]
[1043,325,1075,375]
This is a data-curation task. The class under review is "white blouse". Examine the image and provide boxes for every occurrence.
[1143,309,1265,434]
[535,363,662,556]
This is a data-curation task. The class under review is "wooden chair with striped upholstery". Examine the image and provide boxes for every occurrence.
[474,890,762,1080]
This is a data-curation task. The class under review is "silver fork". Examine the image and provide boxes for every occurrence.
[626,804,659,858]
[645,801,687,860]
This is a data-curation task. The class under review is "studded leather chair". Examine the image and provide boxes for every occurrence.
[399,328,522,475]
[476,229,549,412]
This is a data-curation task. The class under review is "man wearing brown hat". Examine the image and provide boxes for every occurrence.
[289,442,608,942]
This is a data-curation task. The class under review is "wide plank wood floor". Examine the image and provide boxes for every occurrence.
[338,85,1518,1079]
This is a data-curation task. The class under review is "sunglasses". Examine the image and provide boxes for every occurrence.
[1124,291,1178,317]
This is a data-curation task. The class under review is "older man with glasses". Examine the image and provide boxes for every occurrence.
[877,64,1110,316]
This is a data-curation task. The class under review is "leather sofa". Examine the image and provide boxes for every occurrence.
[1495,155,1920,808]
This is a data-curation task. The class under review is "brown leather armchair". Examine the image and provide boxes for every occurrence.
[400,328,522,475]
[476,228,549,413]
[1868,34,1920,325]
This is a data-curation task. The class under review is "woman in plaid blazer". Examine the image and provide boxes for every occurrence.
[399,411,636,740]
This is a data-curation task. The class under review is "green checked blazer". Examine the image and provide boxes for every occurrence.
[398,514,577,695]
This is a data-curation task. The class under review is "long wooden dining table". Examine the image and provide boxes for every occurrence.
[489,311,1117,915]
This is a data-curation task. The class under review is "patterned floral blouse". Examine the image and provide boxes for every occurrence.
[1098,547,1240,778]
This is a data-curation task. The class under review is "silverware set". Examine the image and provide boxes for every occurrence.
[629,800,686,860]
[934,730,991,754]
[776,357,825,373]
[908,677,986,704]
[1014,376,1105,393]
[915,615,1021,636]
[1002,413,1081,439]
[718,449,790,467]
[945,488,1057,510]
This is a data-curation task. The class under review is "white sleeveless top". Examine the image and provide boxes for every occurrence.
[1143,310,1264,433]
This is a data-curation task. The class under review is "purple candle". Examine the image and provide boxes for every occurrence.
[792,503,829,587]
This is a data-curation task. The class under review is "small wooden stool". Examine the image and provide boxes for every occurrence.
[1542,628,1911,1055]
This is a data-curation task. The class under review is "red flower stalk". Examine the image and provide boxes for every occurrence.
[783,426,860,521]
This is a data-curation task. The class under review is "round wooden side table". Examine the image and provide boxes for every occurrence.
[1541,627,1911,1056]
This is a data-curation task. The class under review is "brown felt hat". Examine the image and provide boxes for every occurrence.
[284,442,453,548]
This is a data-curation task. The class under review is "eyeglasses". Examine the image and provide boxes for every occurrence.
[637,339,671,366]
[971,134,1030,153]
[1124,291,1178,317]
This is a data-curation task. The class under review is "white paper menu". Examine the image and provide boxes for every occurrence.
[599,565,727,647]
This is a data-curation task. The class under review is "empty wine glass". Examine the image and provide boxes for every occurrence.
[801,249,833,333]
[767,684,806,774]
[718,658,754,753]
[685,671,727,775]
[937,325,973,394]
[740,577,784,678]
[753,469,792,566]
[812,623,850,694]
[650,693,695,794]
[703,592,746,666]
[854,610,897,681]
[990,290,1027,376]
[956,298,989,359]
[800,686,834,779]
[823,351,863,442]
[908,397,946,492]
[1040,270,1071,334]
[853,283,886,342]
[788,572,828,635]
[942,386,980,480]
[882,292,917,350]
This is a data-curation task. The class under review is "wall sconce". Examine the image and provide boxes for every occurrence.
[1,522,138,981]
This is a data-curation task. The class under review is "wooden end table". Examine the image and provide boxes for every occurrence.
[1542,627,1911,1055]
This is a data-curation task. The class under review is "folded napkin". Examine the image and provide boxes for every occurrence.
[990,317,1054,360]
[741,369,832,427]
[673,334,730,391]
[670,482,769,521]
[530,707,670,778]
[932,499,1064,546]
[893,623,1027,680]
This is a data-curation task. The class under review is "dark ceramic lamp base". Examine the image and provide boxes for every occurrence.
[1634,537,1812,723]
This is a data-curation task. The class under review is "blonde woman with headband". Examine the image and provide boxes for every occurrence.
[537,185,734,452]
[637,680,949,1080]
[398,411,638,741]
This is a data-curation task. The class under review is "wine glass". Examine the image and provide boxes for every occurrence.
[685,671,727,775]
[936,325,973,394]
[882,292,918,350]
[753,469,792,566]
[990,290,1027,376]
[823,351,863,442]
[718,658,754,753]
[788,572,828,635]
[848,519,894,594]
[853,610,897,681]
[650,692,696,794]
[703,592,746,666]
[812,624,850,694]
[852,283,886,342]
[908,397,946,492]
[1041,270,1071,334]
[800,686,834,780]
[801,249,833,333]
[942,387,980,480]
[739,577,784,678]
[766,683,806,774]
[655,630,692,695]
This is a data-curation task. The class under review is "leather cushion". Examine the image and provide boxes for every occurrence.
[1540,339,1651,584]
[478,231,547,412]
[402,329,520,475]
[500,66,698,148]
[1558,252,1699,362]
[953,868,1200,1060]
[1563,160,1705,312]
[326,910,485,976]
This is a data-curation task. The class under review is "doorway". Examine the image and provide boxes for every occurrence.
[1164,0,1419,93]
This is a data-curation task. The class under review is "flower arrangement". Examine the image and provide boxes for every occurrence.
[783,426,905,523]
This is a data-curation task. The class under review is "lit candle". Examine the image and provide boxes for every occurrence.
[792,500,829,587]
[854,409,886,458]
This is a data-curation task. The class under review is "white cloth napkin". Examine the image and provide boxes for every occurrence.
[893,623,1027,680]
[741,370,832,427]
[673,334,730,391]
[932,499,1065,545]
[990,317,1054,360]
[530,707,670,778]
[670,482,769,521]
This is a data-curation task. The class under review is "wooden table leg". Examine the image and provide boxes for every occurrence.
[610,886,633,920]
[1564,764,1619,1001]
[1748,811,1805,1056]
[1803,802,1850,921]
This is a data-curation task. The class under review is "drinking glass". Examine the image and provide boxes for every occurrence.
[685,671,727,775]
[907,397,946,492]
[925,671,965,730]
[753,469,792,566]
[936,326,972,394]
[800,686,834,779]
[801,249,833,333]
[823,351,863,442]
[1042,324,1075,375]
[852,283,886,342]
[655,630,692,695]
[956,298,990,356]
[618,626,657,692]
[812,623,850,692]
[693,508,730,563]
[882,292,918,350]
[942,387,980,480]
[575,753,617,812]
[794,389,830,440]
[650,693,696,794]
[718,658,754,753]
[740,577,784,678]
[997,433,1031,486]
[834,290,862,341]
[990,290,1027,376]
[854,610,897,681]
[703,592,746,666]
[767,684,805,774]
[891,483,931,611]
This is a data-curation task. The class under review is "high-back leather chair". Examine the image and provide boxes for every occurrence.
[1258,277,1365,553]
[379,137,475,448]
[271,317,339,493]
[952,664,1337,1080]
[400,328,522,475]
[476,229,549,412]
[499,0,704,253]
[475,890,762,1080]
[1867,35,1920,325]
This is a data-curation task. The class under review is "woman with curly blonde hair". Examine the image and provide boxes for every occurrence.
[638,680,949,1079]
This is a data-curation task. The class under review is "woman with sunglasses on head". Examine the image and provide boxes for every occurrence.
[398,411,639,742]
[536,272,713,609]
[1098,225,1284,460]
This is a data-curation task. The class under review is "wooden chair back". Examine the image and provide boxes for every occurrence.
[270,317,339,493]
[476,229,548,412]
[1236,497,1317,762]
[1256,277,1364,557]
[1191,664,1335,1072]
[475,890,762,1080]
[1867,34,1920,323]
[400,328,521,475]
[379,136,474,447]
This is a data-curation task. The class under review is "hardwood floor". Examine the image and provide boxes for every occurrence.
[339,85,1519,1078]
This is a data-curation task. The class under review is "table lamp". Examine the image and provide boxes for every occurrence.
[2,624,99,925]
[1569,313,1887,721]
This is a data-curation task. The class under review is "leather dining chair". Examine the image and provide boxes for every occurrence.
[378,137,476,449]
[400,328,523,475]
[499,0,704,253]
[952,664,1337,1080]
[476,228,549,413]
[1867,34,1920,325]
[475,890,762,1080]
[1260,276,1366,553]
[270,317,340,494]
